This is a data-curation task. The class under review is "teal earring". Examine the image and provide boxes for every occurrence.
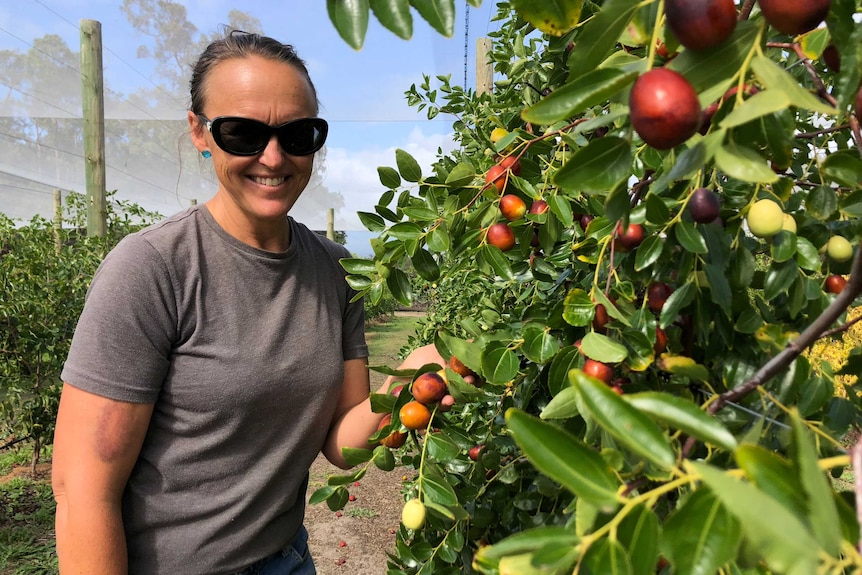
[201,150,212,159]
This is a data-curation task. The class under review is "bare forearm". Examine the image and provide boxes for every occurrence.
[56,497,128,575]
[322,396,386,468]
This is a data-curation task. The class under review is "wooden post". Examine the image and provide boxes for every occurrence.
[326,208,335,241]
[476,37,493,96]
[53,190,62,255]
[80,19,107,237]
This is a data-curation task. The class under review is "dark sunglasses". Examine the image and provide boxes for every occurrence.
[198,115,328,156]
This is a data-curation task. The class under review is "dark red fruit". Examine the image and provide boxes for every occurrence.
[468,445,484,461]
[615,222,645,251]
[529,199,549,215]
[593,303,610,332]
[698,102,720,135]
[665,0,737,51]
[499,155,522,176]
[378,414,407,449]
[486,222,516,251]
[579,214,594,231]
[757,0,831,35]
[687,188,721,223]
[648,282,674,313]
[629,68,701,150]
[822,44,840,72]
[654,327,668,354]
[824,274,847,294]
[412,371,448,404]
[583,359,614,385]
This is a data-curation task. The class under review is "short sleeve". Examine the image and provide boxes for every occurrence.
[61,235,178,403]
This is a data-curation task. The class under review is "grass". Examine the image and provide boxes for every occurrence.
[0,313,421,574]
[0,448,57,575]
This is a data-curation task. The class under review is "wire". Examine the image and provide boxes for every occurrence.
[463,0,469,90]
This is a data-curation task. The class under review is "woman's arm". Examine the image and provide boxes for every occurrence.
[52,383,154,574]
[322,344,446,469]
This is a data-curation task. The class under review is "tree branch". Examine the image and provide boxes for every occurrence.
[708,242,862,415]
[739,0,756,20]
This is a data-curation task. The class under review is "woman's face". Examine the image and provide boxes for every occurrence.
[189,55,319,226]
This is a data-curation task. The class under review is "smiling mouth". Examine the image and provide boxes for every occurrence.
[250,176,286,187]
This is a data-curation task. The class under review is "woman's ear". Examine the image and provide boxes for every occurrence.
[188,111,207,152]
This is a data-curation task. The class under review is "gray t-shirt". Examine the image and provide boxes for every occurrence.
[61,205,368,574]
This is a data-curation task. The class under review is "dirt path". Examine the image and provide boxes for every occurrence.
[304,310,423,574]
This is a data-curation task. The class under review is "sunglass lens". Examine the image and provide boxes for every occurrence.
[278,119,327,156]
[216,119,269,155]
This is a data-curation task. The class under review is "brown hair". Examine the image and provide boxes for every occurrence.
[189,29,319,116]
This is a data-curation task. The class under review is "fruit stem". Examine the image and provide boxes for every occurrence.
[645,0,664,71]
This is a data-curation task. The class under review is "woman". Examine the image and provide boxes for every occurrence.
[52,31,438,575]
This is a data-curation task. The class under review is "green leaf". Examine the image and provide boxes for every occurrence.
[563,288,595,327]
[408,0,456,37]
[661,489,741,575]
[658,281,695,329]
[481,341,519,384]
[510,0,584,36]
[571,370,677,470]
[389,221,424,241]
[581,331,628,363]
[674,220,708,254]
[426,431,461,462]
[309,485,338,505]
[505,408,620,510]
[422,463,459,506]
[652,143,707,195]
[763,260,798,302]
[521,322,562,364]
[548,345,582,396]
[478,244,515,281]
[341,446,374,466]
[395,148,423,182]
[617,504,660,575]
[372,445,396,471]
[438,332,483,377]
[714,142,779,183]
[719,90,792,129]
[554,136,633,192]
[770,230,797,263]
[821,150,862,188]
[523,69,638,124]
[327,0,370,50]
[581,538,633,575]
[411,249,440,282]
[386,268,414,306]
[370,0,413,39]
[357,211,386,232]
[750,55,839,116]
[795,237,822,271]
[735,444,808,518]
[806,186,839,220]
[625,392,737,451]
[339,258,377,274]
[790,415,842,556]
[689,461,821,575]
[668,21,760,92]
[567,0,639,81]
[474,526,580,562]
[703,262,732,315]
[634,234,665,271]
[401,206,438,220]
[445,162,476,187]
[541,386,580,419]
[378,166,402,189]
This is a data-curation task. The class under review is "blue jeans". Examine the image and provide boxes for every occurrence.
[235,526,316,575]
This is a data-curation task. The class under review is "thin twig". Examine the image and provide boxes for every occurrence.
[708,242,862,415]
[739,0,756,20]
[796,124,851,139]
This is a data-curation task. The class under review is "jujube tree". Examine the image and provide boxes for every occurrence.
[320,1,862,573]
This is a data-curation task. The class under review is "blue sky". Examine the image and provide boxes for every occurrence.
[0,0,500,254]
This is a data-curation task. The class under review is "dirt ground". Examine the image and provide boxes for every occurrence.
[304,453,407,574]
[304,310,424,574]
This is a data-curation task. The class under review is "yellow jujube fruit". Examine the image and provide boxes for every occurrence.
[746,199,784,238]
[401,498,426,530]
